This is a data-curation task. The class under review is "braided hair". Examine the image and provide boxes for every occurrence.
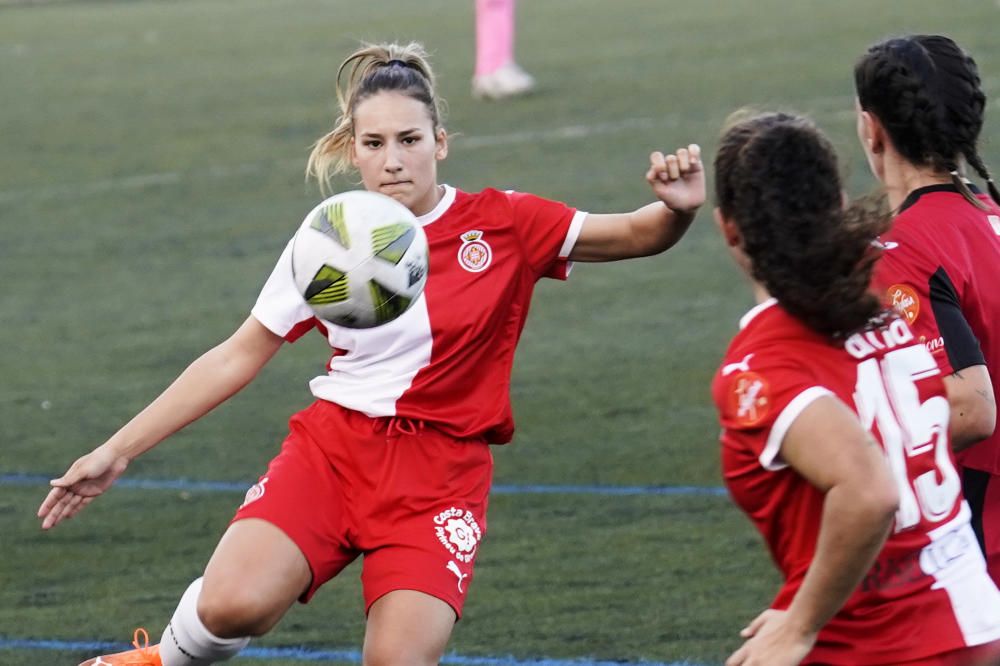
[715,111,890,338]
[855,35,1000,208]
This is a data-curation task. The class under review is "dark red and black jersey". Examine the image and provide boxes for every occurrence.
[874,184,1000,473]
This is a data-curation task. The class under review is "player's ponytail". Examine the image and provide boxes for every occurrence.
[855,35,1000,209]
[714,111,890,338]
[307,42,445,193]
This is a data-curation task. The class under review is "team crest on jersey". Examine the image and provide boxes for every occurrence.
[458,230,492,273]
[433,506,482,563]
[240,477,269,508]
[728,372,770,427]
[887,284,920,324]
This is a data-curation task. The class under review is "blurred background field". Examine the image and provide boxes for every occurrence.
[2,1,998,664]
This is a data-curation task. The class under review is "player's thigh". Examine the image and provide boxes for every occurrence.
[362,590,457,666]
[199,518,312,631]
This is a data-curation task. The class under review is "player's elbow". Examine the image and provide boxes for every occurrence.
[848,465,900,525]
[861,483,900,524]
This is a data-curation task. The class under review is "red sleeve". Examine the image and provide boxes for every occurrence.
[713,353,830,471]
[506,191,584,280]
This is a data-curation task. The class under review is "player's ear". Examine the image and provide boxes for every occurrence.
[435,128,448,161]
[714,207,741,248]
[859,110,884,156]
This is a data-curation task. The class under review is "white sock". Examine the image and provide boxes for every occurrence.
[158,577,251,666]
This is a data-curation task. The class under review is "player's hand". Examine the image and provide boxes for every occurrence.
[37,445,129,530]
[646,144,705,215]
[724,609,817,666]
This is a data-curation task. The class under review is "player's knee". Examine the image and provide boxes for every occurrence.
[197,584,282,638]
[363,641,441,666]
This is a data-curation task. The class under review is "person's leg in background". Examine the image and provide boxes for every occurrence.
[472,0,535,99]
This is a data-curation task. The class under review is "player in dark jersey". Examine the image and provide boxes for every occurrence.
[855,35,1000,586]
[38,42,706,666]
[712,110,1000,665]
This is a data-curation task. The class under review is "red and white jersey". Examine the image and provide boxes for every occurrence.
[712,299,1000,665]
[252,185,586,443]
[874,185,1000,473]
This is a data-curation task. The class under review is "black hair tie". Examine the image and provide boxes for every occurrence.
[387,59,408,68]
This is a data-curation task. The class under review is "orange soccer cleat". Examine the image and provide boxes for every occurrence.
[78,628,162,666]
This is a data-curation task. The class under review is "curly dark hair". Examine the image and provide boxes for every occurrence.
[855,34,1000,207]
[714,111,890,338]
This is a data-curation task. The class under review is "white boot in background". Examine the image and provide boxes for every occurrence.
[472,62,536,100]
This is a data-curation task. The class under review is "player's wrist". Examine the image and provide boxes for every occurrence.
[664,201,701,217]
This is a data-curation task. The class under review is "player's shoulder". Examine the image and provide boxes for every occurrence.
[718,304,828,379]
[450,187,519,213]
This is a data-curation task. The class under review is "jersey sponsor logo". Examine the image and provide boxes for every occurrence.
[446,560,470,593]
[458,230,492,273]
[923,335,945,355]
[240,476,269,508]
[887,283,920,325]
[728,371,770,427]
[434,506,483,563]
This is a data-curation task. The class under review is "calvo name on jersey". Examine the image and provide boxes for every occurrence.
[844,319,915,360]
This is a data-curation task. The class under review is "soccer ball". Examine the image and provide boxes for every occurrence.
[290,190,429,328]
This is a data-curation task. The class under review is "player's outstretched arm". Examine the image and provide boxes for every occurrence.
[725,396,898,666]
[569,144,705,262]
[37,316,284,530]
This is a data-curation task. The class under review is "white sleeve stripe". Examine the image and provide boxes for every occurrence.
[558,211,588,259]
[760,386,833,472]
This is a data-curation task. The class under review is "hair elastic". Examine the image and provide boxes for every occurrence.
[387,59,408,68]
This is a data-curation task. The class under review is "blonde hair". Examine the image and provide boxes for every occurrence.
[306,42,444,193]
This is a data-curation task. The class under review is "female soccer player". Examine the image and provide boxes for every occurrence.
[855,34,1000,586]
[38,42,705,666]
[712,111,1000,665]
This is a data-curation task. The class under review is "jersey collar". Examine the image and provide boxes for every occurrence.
[739,297,778,330]
[898,182,982,214]
[417,185,456,226]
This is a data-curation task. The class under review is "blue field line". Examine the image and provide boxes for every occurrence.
[0,637,706,666]
[0,473,728,497]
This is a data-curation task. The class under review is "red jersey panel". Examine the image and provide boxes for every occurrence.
[712,300,1000,665]
[873,185,1000,473]
[252,186,586,443]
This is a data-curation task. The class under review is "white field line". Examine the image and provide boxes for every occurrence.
[3,85,996,205]
[0,116,679,205]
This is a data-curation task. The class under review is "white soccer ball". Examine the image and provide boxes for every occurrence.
[291,190,429,328]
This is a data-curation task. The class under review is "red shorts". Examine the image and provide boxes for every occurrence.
[232,399,493,617]
[883,640,1000,665]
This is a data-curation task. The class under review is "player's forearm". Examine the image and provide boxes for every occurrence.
[944,367,997,450]
[627,202,696,257]
[103,343,264,461]
[784,483,895,635]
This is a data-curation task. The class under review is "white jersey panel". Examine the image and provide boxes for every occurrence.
[251,239,315,338]
[251,209,437,418]
[924,501,1000,645]
[308,297,433,417]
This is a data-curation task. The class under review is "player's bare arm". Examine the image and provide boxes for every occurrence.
[38,316,284,530]
[726,396,898,666]
[943,365,997,451]
[569,144,704,261]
